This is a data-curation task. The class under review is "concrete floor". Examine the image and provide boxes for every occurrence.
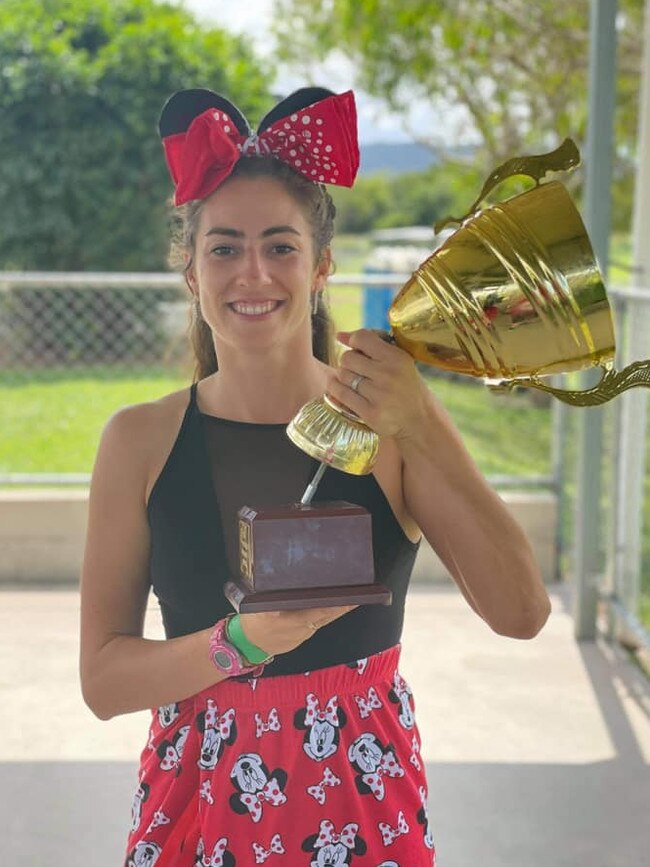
[1,582,649,866]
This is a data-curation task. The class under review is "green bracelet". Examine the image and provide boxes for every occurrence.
[226,614,272,665]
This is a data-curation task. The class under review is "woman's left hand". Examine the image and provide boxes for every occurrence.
[327,329,429,440]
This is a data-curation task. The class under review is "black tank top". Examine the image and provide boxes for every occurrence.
[147,382,420,676]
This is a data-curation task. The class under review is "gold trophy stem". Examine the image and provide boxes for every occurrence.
[489,360,650,406]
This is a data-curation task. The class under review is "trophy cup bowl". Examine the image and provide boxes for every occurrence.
[388,179,614,379]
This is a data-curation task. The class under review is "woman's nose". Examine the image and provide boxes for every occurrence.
[236,249,271,285]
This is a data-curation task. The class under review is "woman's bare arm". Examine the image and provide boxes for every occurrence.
[399,384,551,639]
[329,329,550,640]
[79,405,233,719]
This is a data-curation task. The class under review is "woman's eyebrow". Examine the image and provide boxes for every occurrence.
[261,225,301,238]
[204,225,301,238]
[205,227,243,238]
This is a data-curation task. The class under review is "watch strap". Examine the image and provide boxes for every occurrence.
[226,614,272,664]
[208,616,268,677]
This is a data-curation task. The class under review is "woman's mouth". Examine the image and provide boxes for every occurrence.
[229,300,283,317]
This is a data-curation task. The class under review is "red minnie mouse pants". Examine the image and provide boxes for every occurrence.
[125,644,436,867]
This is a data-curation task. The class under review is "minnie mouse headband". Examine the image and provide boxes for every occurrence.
[158,87,360,206]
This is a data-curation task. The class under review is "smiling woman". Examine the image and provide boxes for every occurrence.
[79,83,548,867]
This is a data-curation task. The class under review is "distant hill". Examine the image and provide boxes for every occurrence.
[359,142,476,175]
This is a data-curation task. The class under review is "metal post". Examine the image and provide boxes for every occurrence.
[606,295,627,641]
[574,0,618,640]
[611,0,650,636]
[550,380,568,583]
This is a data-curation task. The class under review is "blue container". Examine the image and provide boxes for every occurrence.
[362,265,397,330]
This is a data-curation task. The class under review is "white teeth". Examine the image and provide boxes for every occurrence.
[231,300,279,316]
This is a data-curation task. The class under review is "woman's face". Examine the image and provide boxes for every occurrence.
[188,174,329,359]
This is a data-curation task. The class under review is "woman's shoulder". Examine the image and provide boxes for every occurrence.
[99,386,193,503]
[104,385,192,440]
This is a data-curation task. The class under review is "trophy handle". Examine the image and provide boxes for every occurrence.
[488,360,650,407]
[434,138,581,234]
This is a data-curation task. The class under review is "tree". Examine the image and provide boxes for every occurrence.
[329,164,464,233]
[272,0,644,227]
[0,0,273,270]
[330,175,392,233]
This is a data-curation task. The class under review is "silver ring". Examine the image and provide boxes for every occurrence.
[350,374,365,394]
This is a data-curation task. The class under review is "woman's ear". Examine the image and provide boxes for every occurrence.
[184,257,198,296]
[314,248,332,290]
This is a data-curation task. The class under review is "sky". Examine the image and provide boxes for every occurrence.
[176,0,451,145]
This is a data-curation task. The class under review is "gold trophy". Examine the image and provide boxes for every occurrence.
[287,137,650,477]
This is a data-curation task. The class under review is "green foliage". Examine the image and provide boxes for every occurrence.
[331,161,486,234]
[373,163,465,229]
[273,0,644,229]
[331,175,392,233]
[0,0,273,270]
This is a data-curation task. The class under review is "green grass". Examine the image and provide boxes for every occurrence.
[0,340,553,536]
[0,367,551,477]
[0,368,186,473]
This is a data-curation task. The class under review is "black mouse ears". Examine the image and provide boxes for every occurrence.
[256,87,336,131]
[159,86,359,205]
[158,89,250,138]
[158,86,337,139]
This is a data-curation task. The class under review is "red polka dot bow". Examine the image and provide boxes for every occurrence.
[162,90,359,206]
[255,708,281,738]
[204,699,235,738]
[378,810,410,846]
[201,838,228,867]
[304,692,340,726]
[361,749,405,799]
[252,833,285,864]
[315,819,359,849]
[354,685,383,719]
[239,778,287,822]
[306,766,342,804]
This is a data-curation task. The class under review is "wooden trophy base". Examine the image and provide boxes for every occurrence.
[227,500,390,613]
[224,578,392,613]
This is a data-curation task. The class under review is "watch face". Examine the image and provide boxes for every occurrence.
[212,649,234,670]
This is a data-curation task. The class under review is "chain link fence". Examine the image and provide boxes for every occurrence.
[0,270,421,379]
[0,272,191,378]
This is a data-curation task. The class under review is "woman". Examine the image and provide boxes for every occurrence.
[80,87,551,867]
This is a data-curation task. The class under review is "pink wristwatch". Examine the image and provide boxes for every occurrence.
[208,616,268,677]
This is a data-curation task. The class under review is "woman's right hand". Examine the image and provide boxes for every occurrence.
[239,605,358,657]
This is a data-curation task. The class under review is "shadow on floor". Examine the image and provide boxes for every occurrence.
[2,756,648,867]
